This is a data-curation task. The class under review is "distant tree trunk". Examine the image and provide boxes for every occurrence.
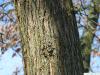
[81,0,99,71]
[16,0,83,75]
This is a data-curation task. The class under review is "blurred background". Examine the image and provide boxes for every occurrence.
[73,0,100,73]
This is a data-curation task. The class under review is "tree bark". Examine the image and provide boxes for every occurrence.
[16,0,83,75]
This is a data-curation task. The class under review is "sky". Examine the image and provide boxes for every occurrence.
[73,0,100,72]
[0,0,24,75]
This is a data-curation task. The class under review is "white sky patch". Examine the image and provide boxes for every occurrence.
[0,0,24,75]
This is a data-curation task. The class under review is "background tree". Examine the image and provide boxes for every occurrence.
[81,0,99,71]
[73,0,100,72]
[15,0,83,75]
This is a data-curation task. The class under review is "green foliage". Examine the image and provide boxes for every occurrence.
[79,0,100,71]
[93,0,100,13]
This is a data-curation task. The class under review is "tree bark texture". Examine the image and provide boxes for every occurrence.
[15,0,84,75]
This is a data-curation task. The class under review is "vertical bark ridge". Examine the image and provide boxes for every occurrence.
[16,0,84,75]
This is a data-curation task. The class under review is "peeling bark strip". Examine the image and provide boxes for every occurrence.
[16,0,84,75]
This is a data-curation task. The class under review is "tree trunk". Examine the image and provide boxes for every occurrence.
[16,0,83,75]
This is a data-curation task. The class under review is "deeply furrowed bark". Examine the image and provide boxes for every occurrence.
[15,0,83,75]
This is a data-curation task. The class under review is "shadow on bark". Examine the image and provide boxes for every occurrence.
[43,0,84,75]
